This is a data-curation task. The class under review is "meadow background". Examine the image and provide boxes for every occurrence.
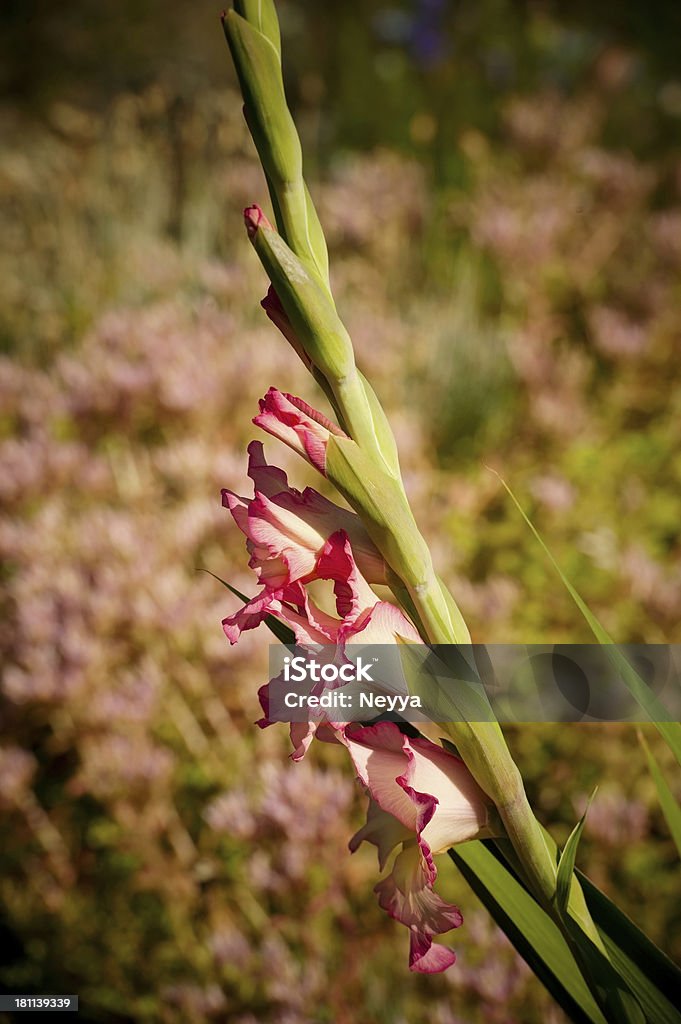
[1,1,680,1021]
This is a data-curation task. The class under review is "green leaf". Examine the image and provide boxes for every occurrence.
[357,370,401,477]
[496,474,681,765]
[201,568,296,645]
[638,730,681,858]
[534,824,681,1023]
[492,838,662,1024]
[450,840,607,1024]
[556,789,597,916]
[578,870,681,1024]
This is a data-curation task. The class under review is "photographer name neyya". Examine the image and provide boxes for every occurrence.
[280,655,423,712]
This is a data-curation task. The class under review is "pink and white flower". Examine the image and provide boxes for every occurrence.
[344,723,489,858]
[222,531,416,649]
[374,843,463,973]
[222,531,420,760]
[343,721,490,972]
[222,440,385,589]
[222,438,486,973]
[253,387,345,476]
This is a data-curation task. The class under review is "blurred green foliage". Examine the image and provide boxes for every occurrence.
[1,2,680,1021]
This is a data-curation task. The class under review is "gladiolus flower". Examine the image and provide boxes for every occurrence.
[344,723,489,858]
[343,722,490,972]
[222,531,420,760]
[253,387,346,475]
[222,440,385,589]
[222,531,417,650]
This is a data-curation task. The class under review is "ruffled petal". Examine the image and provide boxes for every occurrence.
[342,723,489,857]
[249,551,290,589]
[316,531,379,621]
[246,440,291,497]
[342,599,421,645]
[406,736,489,854]
[248,492,322,579]
[221,488,250,536]
[222,588,284,645]
[341,723,424,832]
[408,931,457,974]
[349,797,412,870]
[289,720,317,761]
[374,844,463,974]
[224,440,386,591]
[222,582,338,646]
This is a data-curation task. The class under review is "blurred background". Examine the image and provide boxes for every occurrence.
[1,1,680,1021]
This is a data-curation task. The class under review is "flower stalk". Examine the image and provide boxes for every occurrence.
[222,0,559,908]
[220,3,638,1013]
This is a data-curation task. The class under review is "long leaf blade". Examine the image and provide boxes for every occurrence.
[638,730,681,858]
[495,474,681,764]
[450,841,607,1024]
[578,870,681,1024]
[493,834,679,1024]
[535,824,681,1022]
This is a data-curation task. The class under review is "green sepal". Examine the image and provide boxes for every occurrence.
[385,567,428,639]
[249,223,398,468]
[222,11,301,193]
[437,574,472,644]
[325,435,430,584]
[396,640,496,727]
[326,434,462,640]
[233,0,281,58]
[304,181,330,287]
[357,370,401,477]
[638,730,681,858]
[248,219,354,382]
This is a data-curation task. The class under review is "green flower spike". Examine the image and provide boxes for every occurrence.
[221,8,329,286]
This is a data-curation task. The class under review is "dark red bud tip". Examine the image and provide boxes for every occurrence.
[260,284,285,315]
[243,204,272,238]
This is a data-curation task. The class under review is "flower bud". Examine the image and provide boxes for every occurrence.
[222,10,328,282]
[244,206,355,383]
[253,387,345,475]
